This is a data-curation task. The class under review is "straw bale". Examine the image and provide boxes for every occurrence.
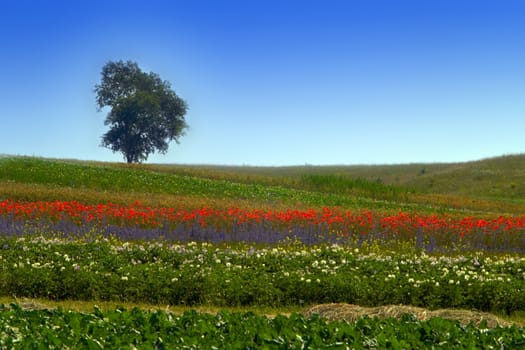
[304,303,514,328]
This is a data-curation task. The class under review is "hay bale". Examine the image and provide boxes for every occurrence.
[430,309,513,328]
[303,303,514,328]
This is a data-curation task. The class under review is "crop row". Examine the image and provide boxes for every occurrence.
[1,236,525,313]
[1,304,524,349]
[2,200,525,252]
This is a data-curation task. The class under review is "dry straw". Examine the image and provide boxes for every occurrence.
[304,303,515,328]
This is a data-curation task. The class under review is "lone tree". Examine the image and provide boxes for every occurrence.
[95,60,188,163]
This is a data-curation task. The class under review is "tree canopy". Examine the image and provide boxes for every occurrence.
[95,60,188,163]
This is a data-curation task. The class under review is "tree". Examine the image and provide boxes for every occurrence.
[95,60,188,163]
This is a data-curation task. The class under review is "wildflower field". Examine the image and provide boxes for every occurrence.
[1,156,525,348]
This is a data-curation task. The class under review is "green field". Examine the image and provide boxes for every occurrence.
[1,155,525,347]
[3,154,525,214]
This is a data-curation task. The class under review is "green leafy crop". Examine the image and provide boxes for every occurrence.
[0,305,524,349]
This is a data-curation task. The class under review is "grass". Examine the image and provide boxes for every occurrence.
[103,154,525,199]
[1,296,300,318]
[0,157,344,205]
[0,156,433,213]
[3,155,525,214]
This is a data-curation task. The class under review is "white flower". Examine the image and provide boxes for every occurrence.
[121,276,128,281]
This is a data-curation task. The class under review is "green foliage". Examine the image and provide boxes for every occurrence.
[5,154,525,214]
[2,237,525,314]
[0,157,422,212]
[6,156,520,216]
[299,174,413,200]
[3,153,525,209]
[3,154,525,345]
[95,60,188,163]
[0,305,523,349]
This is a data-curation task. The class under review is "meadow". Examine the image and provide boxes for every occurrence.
[1,155,525,348]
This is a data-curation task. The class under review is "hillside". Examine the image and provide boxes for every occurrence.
[146,154,525,199]
[1,154,525,215]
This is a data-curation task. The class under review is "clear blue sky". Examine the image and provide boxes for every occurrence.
[1,0,524,165]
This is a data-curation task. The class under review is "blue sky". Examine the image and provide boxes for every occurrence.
[1,0,524,165]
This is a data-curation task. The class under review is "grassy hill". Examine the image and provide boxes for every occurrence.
[151,154,525,199]
[1,154,525,215]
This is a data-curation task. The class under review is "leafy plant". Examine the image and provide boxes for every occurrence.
[0,305,523,349]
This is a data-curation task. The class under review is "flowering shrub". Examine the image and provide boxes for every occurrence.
[1,236,525,313]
